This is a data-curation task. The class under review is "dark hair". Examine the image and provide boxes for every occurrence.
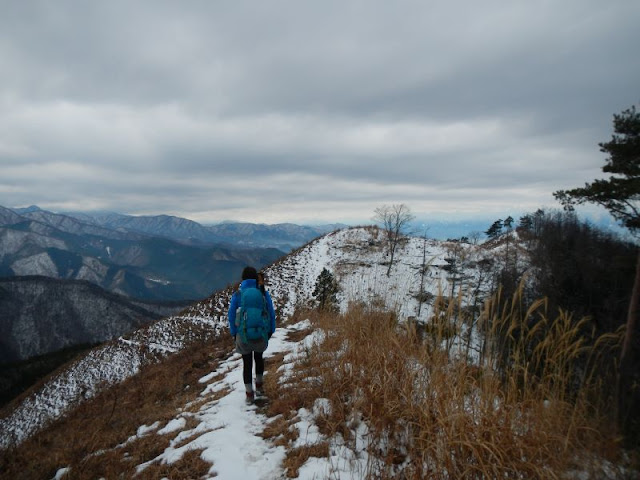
[257,271,266,293]
[242,266,258,280]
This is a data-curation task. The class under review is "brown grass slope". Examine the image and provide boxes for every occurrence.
[263,298,638,479]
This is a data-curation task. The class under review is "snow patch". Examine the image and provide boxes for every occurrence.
[158,417,187,435]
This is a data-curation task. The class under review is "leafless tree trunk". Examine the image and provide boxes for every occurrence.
[617,251,640,444]
[417,231,428,317]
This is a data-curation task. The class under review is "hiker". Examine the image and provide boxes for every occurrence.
[228,266,276,404]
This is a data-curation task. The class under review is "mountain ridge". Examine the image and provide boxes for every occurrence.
[59,208,345,249]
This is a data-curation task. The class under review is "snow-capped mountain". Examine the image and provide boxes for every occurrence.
[0,226,492,450]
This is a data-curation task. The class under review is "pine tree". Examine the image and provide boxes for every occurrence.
[554,105,639,231]
[313,268,340,311]
[485,219,503,239]
[518,214,533,231]
[504,216,514,230]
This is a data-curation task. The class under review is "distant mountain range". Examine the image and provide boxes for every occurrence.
[0,205,339,301]
[56,207,344,250]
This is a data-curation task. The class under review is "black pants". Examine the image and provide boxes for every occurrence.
[242,351,264,385]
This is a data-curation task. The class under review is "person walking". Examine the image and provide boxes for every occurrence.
[228,266,276,404]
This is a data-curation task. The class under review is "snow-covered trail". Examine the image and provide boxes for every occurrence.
[183,328,295,479]
[130,319,341,479]
[168,352,287,480]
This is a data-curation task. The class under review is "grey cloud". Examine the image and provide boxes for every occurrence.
[0,0,638,224]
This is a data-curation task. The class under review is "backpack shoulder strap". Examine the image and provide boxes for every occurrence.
[239,287,245,307]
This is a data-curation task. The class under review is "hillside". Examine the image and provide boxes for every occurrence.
[0,276,192,407]
[0,276,191,364]
[0,226,635,478]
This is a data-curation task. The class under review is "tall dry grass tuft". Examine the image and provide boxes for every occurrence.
[273,288,632,479]
[480,281,622,414]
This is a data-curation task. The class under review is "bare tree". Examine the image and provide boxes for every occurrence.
[373,204,415,276]
[416,227,431,317]
[468,231,482,245]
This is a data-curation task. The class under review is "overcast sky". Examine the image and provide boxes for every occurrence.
[1,1,638,225]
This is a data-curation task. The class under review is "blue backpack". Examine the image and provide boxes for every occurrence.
[236,287,269,343]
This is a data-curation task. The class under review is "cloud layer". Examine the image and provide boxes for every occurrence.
[1,1,639,224]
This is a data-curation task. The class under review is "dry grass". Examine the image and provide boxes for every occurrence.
[262,294,636,479]
[260,415,299,447]
[136,448,212,479]
[283,442,331,478]
[0,336,233,480]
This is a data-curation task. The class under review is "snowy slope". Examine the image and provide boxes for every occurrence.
[0,227,492,453]
[266,226,493,320]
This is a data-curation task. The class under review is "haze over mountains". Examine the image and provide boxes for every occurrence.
[0,205,339,301]
[11,205,344,249]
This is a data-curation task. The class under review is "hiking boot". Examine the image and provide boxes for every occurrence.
[245,391,255,405]
[255,382,264,397]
